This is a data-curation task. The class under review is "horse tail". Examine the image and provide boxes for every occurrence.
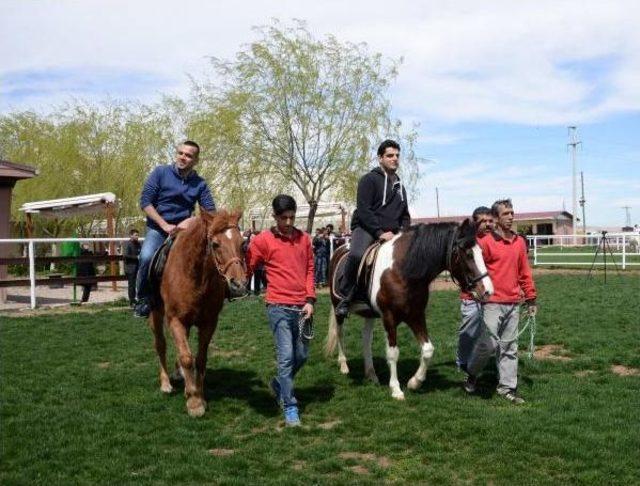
[324,305,341,357]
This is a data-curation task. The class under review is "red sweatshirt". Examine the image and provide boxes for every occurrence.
[478,231,537,304]
[246,227,316,306]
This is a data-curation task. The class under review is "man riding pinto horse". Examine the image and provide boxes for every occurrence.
[335,139,411,317]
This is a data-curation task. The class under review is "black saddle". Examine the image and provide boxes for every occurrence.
[147,235,176,308]
[331,242,382,306]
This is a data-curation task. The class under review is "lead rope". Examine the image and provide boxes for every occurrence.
[482,306,537,359]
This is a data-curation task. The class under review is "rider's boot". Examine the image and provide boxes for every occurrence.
[336,255,359,318]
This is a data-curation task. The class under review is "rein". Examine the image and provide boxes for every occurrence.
[446,231,488,291]
[205,227,247,301]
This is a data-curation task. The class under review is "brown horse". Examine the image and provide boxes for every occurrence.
[326,220,494,400]
[148,210,247,417]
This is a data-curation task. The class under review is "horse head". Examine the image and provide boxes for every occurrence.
[449,218,494,301]
[202,210,248,299]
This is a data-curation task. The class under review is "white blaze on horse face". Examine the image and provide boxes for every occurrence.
[370,234,402,314]
[472,244,494,296]
[225,229,233,240]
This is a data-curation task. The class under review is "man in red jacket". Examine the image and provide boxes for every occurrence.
[246,195,315,426]
[465,199,537,404]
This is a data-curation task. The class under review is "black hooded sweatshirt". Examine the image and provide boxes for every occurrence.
[350,166,411,238]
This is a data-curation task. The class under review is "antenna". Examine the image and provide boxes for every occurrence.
[622,206,632,227]
[567,126,582,244]
[579,171,586,234]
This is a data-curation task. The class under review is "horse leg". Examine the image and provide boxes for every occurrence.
[149,307,172,393]
[362,318,379,384]
[195,320,217,409]
[168,317,204,417]
[383,314,404,400]
[336,316,350,375]
[407,316,434,391]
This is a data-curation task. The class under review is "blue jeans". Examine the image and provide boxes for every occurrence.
[135,227,167,301]
[267,304,309,409]
[314,254,327,284]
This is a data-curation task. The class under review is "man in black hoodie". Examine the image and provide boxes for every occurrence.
[335,139,411,317]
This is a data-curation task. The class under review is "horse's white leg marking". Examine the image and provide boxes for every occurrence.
[362,318,379,384]
[472,244,494,296]
[369,234,402,314]
[385,339,404,400]
[337,324,349,374]
[408,341,435,390]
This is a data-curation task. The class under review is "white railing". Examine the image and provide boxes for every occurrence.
[527,233,640,269]
[0,237,139,309]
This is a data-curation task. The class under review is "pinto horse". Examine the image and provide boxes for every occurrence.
[148,210,247,417]
[325,220,494,400]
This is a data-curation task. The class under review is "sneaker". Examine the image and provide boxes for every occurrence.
[463,375,477,394]
[334,299,350,318]
[502,392,525,405]
[270,378,282,409]
[133,300,150,318]
[283,406,301,427]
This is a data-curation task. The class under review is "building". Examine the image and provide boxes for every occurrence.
[413,210,574,236]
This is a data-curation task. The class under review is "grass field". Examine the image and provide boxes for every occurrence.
[1,274,639,485]
[532,245,640,268]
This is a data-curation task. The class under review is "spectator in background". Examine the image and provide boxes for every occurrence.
[77,244,97,303]
[124,229,141,307]
[313,228,329,286]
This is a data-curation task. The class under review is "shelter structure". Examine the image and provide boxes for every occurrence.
[414,210,574,237]
[248,201,351,232]
[0,160,39,302]
[19,192,119,289]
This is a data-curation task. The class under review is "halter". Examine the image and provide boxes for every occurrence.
[446,233,488,291]
[206,226,246,298]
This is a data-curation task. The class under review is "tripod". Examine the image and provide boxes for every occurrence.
[587,231,621,282]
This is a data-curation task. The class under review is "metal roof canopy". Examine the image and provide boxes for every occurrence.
[19,192,117,219]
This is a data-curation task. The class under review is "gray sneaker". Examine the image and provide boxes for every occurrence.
[502,392,525,405]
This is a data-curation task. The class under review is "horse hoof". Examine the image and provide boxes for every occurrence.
[407,377,422,390]
[391,390,405,400]
[365,370,379,384]
[339,362,350,374]
[187,398,206,417]
[160,382,174,394]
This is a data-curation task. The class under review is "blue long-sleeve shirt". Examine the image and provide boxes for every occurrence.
[139,164,215,233]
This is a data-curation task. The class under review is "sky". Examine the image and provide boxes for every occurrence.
[1,0,639,228]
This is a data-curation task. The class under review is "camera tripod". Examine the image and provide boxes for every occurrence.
[587,231,621,282]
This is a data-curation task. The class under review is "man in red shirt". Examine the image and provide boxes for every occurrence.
[246,195,315,426]
[465,199,537,404]
[456,206,494,372]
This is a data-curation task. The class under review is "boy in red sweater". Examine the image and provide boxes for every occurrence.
[246,195,315,426]
[465,199,537,404]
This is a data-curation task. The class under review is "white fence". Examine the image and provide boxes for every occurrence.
[527,233,640,269]
[0,237,136,309]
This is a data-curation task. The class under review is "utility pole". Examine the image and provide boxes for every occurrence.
[567,126,581,244]
[579,171,586,235]
[622,206,632,227]
[435,187,441,219]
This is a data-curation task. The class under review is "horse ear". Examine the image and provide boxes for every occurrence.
[230,208,243,226]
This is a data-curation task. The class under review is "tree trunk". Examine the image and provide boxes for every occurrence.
[306,200,318,233]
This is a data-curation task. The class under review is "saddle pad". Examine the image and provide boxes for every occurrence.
[330,242,382,306]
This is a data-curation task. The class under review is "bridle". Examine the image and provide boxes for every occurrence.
[446,232,488,292]
[206,226,246,289]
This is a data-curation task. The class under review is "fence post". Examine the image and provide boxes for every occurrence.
[533,237,538,266]
[622,234,626,270]
[28,240,36,309]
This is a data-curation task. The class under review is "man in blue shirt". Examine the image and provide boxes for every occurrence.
[134,140,216,317]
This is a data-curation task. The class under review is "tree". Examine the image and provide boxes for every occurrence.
[197,20,418,231]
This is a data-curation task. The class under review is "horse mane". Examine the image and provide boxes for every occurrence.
[401,223,458,281]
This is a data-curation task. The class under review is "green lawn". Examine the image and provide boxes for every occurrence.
[1,274,639,485]
[532,245,640,268]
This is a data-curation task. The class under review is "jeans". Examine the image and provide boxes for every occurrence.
[135,227,167,302]
[267,304,309,409]
[467,303,520,395]
[456,299,483,369]
[314,254,327,284]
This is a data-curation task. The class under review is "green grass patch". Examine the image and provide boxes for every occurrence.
[1,274,639,484]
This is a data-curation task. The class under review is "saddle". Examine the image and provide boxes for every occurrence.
[147,235,176,308]
[331,241,382,307]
